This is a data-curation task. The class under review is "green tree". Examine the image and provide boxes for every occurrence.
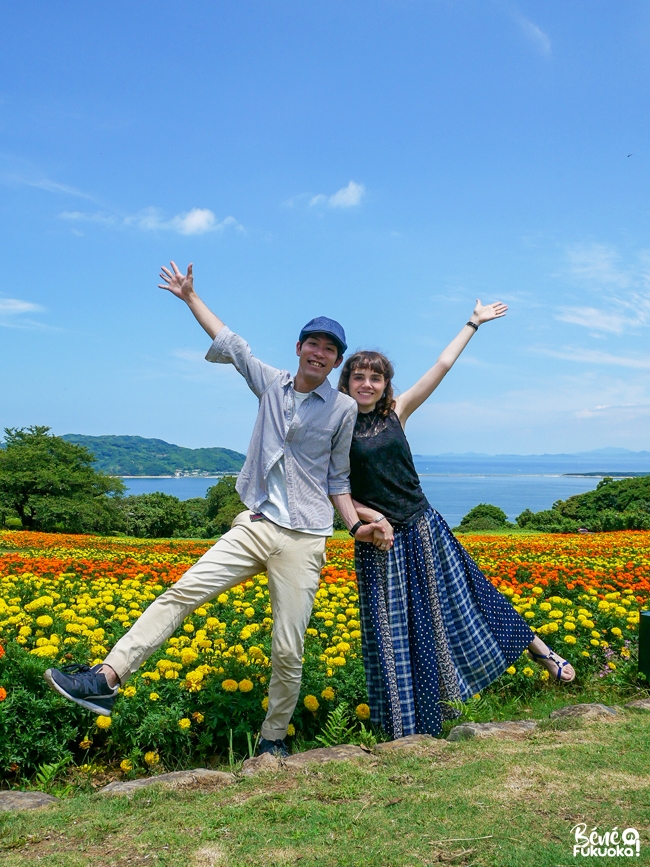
[457,503,509,531]
[516,476,650,533]
[206,476,247,535]
[0,426,125,533]
[117,492,188,538]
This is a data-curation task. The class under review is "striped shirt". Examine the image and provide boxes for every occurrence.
[206,327,357,533]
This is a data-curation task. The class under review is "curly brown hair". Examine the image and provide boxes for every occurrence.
[337,351,396,418]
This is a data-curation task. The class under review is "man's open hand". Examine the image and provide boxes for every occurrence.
[159,261,194,301]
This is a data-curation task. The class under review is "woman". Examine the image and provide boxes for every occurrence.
[338,300,574,739]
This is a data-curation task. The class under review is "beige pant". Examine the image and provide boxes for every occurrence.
[104,511,327,740]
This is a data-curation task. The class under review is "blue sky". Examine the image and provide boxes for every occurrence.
[2,1,650,455]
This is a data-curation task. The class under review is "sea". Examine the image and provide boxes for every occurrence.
[121,472,604,528]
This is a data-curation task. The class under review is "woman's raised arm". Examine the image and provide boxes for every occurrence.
[394,300,507,425]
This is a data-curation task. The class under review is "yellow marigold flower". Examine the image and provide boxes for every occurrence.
[192,712,204,723]
[96,715,112,729]
[164,669,179,679]
[183,623,194,633]
[238,679,254,692]
[523,611,535,619]
[287,724,296,736]
[563,635,577,645]
[221,679,239,692]
[180,648,198,665]
[36,615,53,628]
[506,666,516,675]
[522,667,534,677]
[144,751,159,766]
[539,670,549,681]
[332,656,346,667]
[621,647,631,658]
[591,630,601,638]
[79,739,92,750]
[304,694,320,712]
[590,639,600,646]
[610,627,622,637]
[355,703,371,720]
[217,593,228,604]
[178,718,191,729]
[120,759,132,772]
[539,602,552,612]
[607,662,616,670]
[532,587,543,595]
[261,696,269,711]
[244,607,255,618]
[581,651,591,658]
[149,692,159,701]
[321,687,335,700]
[123,685,136,698]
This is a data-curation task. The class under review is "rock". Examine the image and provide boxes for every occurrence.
[284,744,368,769]
[447,720,537,742]
[373,734,435,752]
[549,703,620,721]
[0,790,60,811]
[241,751,282,777]
[99,768,234,795]
[626,698,650,711]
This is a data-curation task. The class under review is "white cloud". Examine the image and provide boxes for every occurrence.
[172,349,207,363]
[0,298,44,316]
[61,208,243,236]
[555,243,650,333]
[21,177,95,200]
[533,345,650,370]
[0,297,47,329]
[555,306,632,335]
[516,15,551,56]
[310,181,365,209]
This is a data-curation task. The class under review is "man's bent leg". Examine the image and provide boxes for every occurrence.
[261,530,326,741]
[104,512,269,684]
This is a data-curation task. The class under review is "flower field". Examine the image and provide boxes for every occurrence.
[0,529,649,783]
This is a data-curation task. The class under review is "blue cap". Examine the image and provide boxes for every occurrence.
[298,316,347,354]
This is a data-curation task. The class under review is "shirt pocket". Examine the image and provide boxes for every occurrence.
[291,422,335,460]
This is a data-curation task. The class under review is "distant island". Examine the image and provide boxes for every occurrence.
[62,435,245,477]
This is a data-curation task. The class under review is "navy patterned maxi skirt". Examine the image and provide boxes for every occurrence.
[354,507,534,738]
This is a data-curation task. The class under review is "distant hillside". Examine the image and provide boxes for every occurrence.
[62,435,245,476]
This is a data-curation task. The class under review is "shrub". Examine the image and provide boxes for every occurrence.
[456,503,510,532]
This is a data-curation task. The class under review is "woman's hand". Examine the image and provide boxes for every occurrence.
[372,518,394,551]
[471,299,508,325]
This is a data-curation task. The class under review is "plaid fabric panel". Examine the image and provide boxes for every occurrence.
[355,507,534,737]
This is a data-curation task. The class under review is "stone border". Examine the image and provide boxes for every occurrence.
[3,701,646,809]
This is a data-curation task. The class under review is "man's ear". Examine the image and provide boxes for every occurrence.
[296,340,302,357]
[333,356,344,369]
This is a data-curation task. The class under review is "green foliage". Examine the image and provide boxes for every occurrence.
[205,476,247,535]
[62,434,245,476]
[516,475,650,533]
[443,694,491,723]
[117,492,188,538]
[315,704,358,747]
[456,503,510,532]
[0,426,125,533]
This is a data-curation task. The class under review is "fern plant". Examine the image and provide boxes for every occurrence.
[443,694,490,724]
[32,756,73,796]
[315,704,357,747]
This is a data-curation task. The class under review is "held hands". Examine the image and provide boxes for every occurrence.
[354,518,394,551]
[159,261,194,301]
[471,299,508,325]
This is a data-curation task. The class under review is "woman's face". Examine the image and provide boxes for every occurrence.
[348,366,386,413]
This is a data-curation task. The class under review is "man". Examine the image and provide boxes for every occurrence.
[45,262,389,756]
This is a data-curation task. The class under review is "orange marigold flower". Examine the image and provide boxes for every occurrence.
[0,687,7,702]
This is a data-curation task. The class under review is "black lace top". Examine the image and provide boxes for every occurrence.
[349,409,430,525]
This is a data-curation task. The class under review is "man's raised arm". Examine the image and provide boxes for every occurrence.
[159,261,224,339]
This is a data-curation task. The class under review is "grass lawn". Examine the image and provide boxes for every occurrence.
[2,710,649,867]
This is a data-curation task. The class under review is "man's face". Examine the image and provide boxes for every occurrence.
[295,333,343,386]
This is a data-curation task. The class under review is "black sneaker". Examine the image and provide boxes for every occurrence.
[44,664,119,715]
[257,737,289,758]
